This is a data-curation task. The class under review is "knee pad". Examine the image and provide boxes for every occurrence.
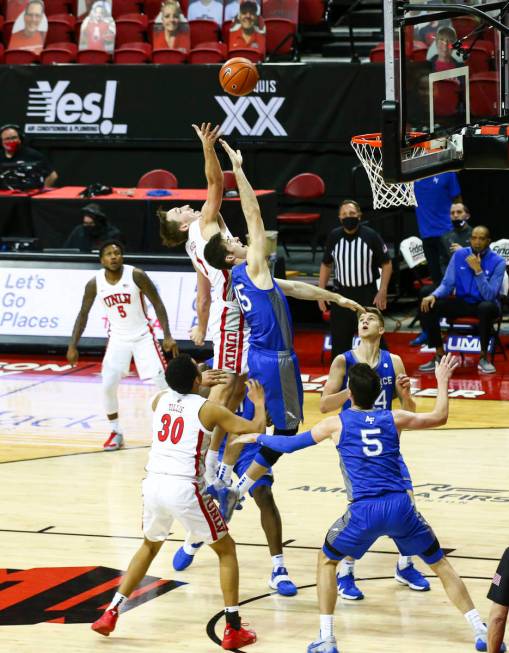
[258,446,282,466]
[274,426,299,436]
[102,367,123,414]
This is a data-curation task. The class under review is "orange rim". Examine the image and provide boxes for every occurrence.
[351,132,427,148]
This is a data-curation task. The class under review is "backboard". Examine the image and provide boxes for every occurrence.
[381,0,509,183]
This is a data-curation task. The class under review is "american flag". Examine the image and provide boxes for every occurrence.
[493,572,502,587]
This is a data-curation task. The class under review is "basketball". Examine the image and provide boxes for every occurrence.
[219,57,259,97]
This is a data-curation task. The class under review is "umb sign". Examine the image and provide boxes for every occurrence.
[24,80,127,135]
[446,334,494,353]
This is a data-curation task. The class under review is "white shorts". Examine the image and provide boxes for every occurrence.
[142,474,228,544]
[102,329,167,380]
[212,305,249,375]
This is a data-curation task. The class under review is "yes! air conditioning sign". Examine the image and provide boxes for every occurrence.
[24,80,127,135]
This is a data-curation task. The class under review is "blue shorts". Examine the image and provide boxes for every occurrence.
[398,454,413,491]
[218,440,273,497]
[323,491,443,564]
[243,347,303,430]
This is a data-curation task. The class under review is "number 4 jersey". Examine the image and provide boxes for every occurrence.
[96,264,152,340]
[146,389,212,486]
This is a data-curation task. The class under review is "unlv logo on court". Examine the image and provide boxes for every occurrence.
[215,95,287,136]
[0,566,184,625]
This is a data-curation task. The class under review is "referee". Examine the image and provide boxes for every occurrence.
[318,199,392,359]
[487,548,509,653]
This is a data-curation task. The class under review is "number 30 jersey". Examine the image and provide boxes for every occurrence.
[146,389,212,485]
[338,408,407,501]
[96,264,151,340]
[341,349,396,411]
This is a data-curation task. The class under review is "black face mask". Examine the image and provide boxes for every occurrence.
[341,217,360,231]
[452,220,466,230]
[83,223,102,237]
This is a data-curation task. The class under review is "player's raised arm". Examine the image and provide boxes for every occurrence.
[219,139,268,280]
[133,269,178,357]
[275,278,364,313]
[393,354,458,431]
[189,266,212,347]
[320,354,350,414]
[392,354,416,412]
[199,379,266,434]
[234,414,341,450]
[193,123,224,230]
[66,277,97,366]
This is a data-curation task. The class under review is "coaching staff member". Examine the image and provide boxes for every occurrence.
[487,548,509,653]
[318,199,392,359]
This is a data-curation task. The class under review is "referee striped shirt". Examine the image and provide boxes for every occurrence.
[323,224,390,289]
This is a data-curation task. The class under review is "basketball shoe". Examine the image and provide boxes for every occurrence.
[475,624,506,652]
[218,486,241,522]
[172,542,203,571]
[91,608,118,636]
[103,431,124,451]
[336,573,364,600]
[269,567,297,596]
[221,624,257,649]
[307,635,339,653]
[394,562,430,590]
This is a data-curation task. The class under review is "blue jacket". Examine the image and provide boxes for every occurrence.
[433,247,505,304]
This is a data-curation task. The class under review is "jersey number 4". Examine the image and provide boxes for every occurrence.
[361,428,383,457]
[158,414,185,444]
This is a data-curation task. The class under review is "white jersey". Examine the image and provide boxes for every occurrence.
[186,218,237,306]
[146,389,212,485]
[96,264,151,340]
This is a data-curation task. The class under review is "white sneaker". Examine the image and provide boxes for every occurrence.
[103,431,124,451]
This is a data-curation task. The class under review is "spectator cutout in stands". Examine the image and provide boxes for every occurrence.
[187,0,224,25]
[79,1,116,53]
[228,0,265,54]
[8,0,47,54]
[0,123,58,190]
[63,203,124,252]
[77,0,104,17]
[224,0,259,23]
[428,25,462,72]
[153,1,190,52]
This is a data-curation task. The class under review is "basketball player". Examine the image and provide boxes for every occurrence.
[91,354,266,650]
[235,355,504,653]
[67,240,178,451]
[159,122,249,481]
[202,139,363,528]
[320,307,429,598]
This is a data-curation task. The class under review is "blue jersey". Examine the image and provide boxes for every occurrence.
[341,349,396,411]
[338,409,407,501]
[231,262,294,352]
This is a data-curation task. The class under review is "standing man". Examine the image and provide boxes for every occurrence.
[442,202,473,257]
[320,307,429,598]
[318,200,392,359]
[487,548,509,653]
[0,123,58,189]
[67,240,179,450]
[91,354,266,650]
[419,225,505,375]
[235,356,504,653]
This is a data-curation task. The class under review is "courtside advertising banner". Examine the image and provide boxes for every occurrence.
[0,265,218,341]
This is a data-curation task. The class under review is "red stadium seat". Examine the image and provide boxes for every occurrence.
[298,0,324,26]
[221,19,233,42]
[114,43,151,62]
[263,0,298,23]
[264,17,296,57]
[452,15,480,40]
[151,47,187,63]
[46,14,76,45]
[137,169,178,189]
[470,71,498,117]
[44,0,71,17]
[189,41,226,63]
[4,48,40,63]
[277,172,325,260]
[223,170,237,192]
[115,16,147,46]
[3,20,14,44]
[464,40,494,74]
[112,0,142,19]
[143,0,163,19]
[77,48,111,63]
[227,47,264,63]
[41,43,77,62]
[410,41,428,62]
[118,40,151,56]
[189,19,220,47]
[433,78,461,117]
[0,43,4,64]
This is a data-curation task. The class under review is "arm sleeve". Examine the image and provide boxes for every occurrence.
[256,430,316,453]
[448,172,461,200]
[433,254,456,298]
[474,259,506,301]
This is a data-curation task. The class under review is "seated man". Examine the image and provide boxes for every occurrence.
[419,225,505,375]
[0,124,57,190]
[63,203,123,252]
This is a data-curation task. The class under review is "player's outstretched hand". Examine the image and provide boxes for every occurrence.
[192,122,221,147]
[189,326,206,347]
[201,369,229,387]
[66,345,79,366]
[246,379,264,404]
[337,296,365,313]
[233,433,260,445]
[163,337,179,357]
[435,352,459,384]
[219,139,243,169]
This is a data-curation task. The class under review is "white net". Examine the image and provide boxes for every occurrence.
[351,135,427,210]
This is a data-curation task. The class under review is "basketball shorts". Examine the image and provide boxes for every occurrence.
[488,547,509,607]
[212,304,249,375]
[142,474,228,544]
[242,347,303,430]
[218,439,274,496]
[398,454,414,491]
[102,329,167,380]
[322,491,443,564]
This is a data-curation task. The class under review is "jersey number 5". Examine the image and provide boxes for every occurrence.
[234,283,252,312]
[117,306,127,318]
[158,414,185,444]
[361,428,383,457]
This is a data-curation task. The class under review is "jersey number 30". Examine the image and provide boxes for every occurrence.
[361,428,383,457]
[158,414,185,444]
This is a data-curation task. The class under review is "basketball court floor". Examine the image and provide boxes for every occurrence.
[1,330,508,653]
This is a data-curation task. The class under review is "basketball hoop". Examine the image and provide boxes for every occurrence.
[351,133,428,210]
